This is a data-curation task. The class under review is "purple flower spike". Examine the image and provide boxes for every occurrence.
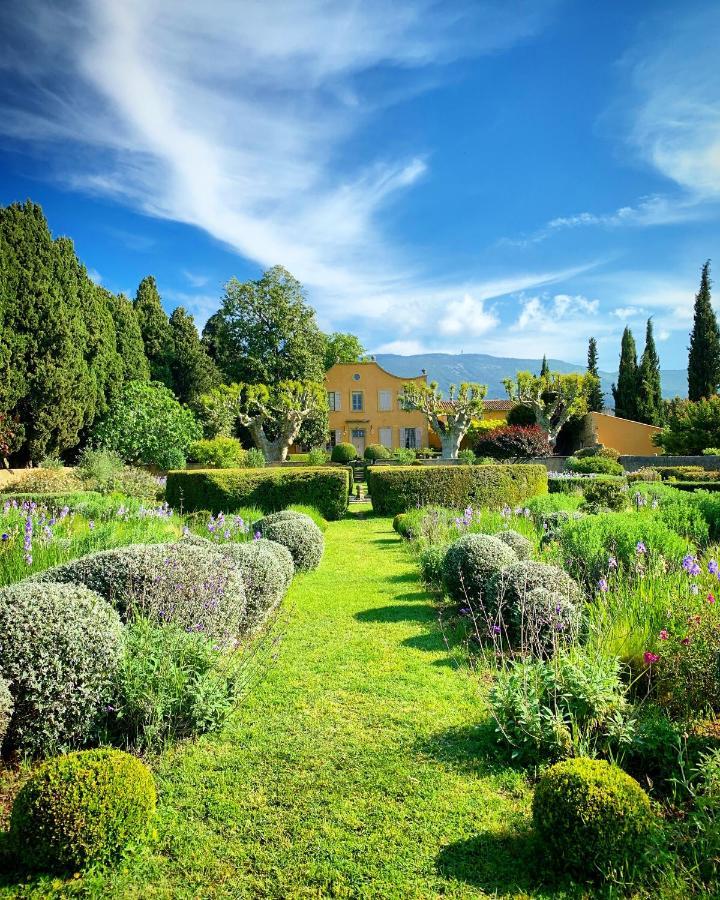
[598,578,608,592]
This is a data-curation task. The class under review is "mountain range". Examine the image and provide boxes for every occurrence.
[373,353,687,402]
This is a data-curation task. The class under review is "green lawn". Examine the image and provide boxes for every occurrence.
[1,508,566,899]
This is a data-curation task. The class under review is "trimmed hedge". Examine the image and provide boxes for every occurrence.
[166,467,349,520]
[548,475,624,495]
[11,748,156,871]
[366,464,547,516]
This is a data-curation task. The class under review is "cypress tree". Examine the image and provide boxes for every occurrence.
[586,337,605,412]
[612,327,639,420]
[168,307,221,403]
[134,275,173,386]
[636,319,663,425]
[688,260,720,401]
[107,291,150,382]
[540,354,549,377]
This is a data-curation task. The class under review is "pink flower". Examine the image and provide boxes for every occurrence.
[643,651,660,665]
[709,593,716,604]
[659,629,669,641]
[681,637,690,646]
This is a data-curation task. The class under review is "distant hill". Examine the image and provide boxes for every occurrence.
[373,353,687,402]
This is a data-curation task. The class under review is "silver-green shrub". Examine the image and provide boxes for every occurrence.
[442,533,517,602]
[254,516,324,571]
[253,510,315,529]
[32,543,247,647]
[496,529,533,560]
[0,674,14,751]
[0,582,123,755]
[221,539,293,628]
[508,587,580,654]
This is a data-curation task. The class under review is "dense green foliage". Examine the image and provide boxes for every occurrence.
[106,292,150,383]
[134,275,174,387]
[636,319,663,425]
[566,454,624,475]
[367,464,547,515]
[221,539,293,626]
[442,533,517,602]
[688,261,720,401]
[187,436,247,468]
[654,395,720,454]
[168,306,221,403]
[612,326,639,420]
[364,443,391,461]
[586,337,605,412]
[10,748,156,870]
[331,442,357,463]
[93,380,202,469]
[0,581,122,755]
[533,758,652,880]
[322,332,366,369]
[166,467,350,520]
[254,514,325,571]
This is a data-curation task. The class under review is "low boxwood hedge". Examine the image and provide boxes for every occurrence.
[366,464,547,516]
[166,467,349,520]
[548,475,625,495]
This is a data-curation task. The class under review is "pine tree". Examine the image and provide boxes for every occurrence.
[168,307,221,403]
[688,260,720,401]
[107,291,150,382]
[636,319,663,425]
[540,355,549,377]
[134,275,173,386]
[586,337,605,412]
[612,327,639,420]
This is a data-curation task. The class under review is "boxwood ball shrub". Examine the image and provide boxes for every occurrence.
[33,542,247,647]
[0,674,13,750]
[393,513,412,538]
[254,509,315,530]
[0,582,123,755]
[442,534,518,602]
[10,748,156,871]
[367,464,547,516]
[187,436,246,468]
[331,442,357,464]
[221,539,293,628]
[254,515,324,571]
[496,529,533,560]
[533,757,652,880]
[364,443,391,461]
[566,455,624,476]
[166,467,349,520]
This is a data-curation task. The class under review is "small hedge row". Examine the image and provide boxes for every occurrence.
[166,467,349,520]
[548,475,624,495]
[366,464,547,516]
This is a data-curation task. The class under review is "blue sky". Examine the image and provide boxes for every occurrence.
[0,0,718,369]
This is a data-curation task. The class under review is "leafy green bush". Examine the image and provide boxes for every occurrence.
[566,455,624,476]
[558,511,691,585]
[254,515,324,571]
[93,380,202,469]
[654,396,720,455]
[0,582,122,755]
[532,758,652,880]
[419,545,446,587]
[487,559,582,619]
[112,467,163,500]
[654,612,720,719]
[442,534,517,602]
[458,449,476,464]
[165,467,349,520]
[496,529,533,560]
[506,404,536,426]
[0,674,13,751]
[307,448,330,465]
[393,513,412,538]
[627,467,661,483]
[575,445,620,461]
[10,748,156,871]
[632,485,710,544]
[364,443,391,461]
[658,465,712,481]
[526,492,584,522]
[221,539,293,628]
[581,479,629,512]
[187,437,246,468]
[32,543,247,647]
[490,652,634,765]
[703,448,720,456]
[548,474,625,495]
[1,468,84,494]
[107,619,244,751]
[393,448,416,464]
[76,448,124,491]
[244,447,266,468]
[38,455,63,469]
[366,464,547,516]
[331,442,357,463]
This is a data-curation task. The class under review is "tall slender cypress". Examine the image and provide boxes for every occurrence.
[540,354,549,377]
[586,337,605,412]
[612,327,639,420]
[134,275,173,387]
[168,307,221,403]
[636,319,663,425]
[688,261,720,401]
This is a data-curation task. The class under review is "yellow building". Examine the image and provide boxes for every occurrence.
[325,361,429,456]
[583,412,661,456]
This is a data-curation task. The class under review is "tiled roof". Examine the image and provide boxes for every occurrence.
[437,398,514,411]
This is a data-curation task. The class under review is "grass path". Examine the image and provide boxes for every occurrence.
[3,509,547,899]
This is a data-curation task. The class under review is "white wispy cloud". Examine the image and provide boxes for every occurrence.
[0,0,559,333]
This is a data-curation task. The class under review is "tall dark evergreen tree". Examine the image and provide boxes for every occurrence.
[586,337,605,412]
[168,307,221,404]
[612,327,639,420]
[688,261,720,401]
[106,291,150,382]
[540,355,550,377]
[134,275,173,387]
[636,319,663,425]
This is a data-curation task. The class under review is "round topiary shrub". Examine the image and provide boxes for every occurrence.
[513,587,581,652]
[566,455,624,476]
[331,442,357,464]
[220,539,293,628]
[364,443,391,461]
[486,560,583,631]
[496,529,533,560]
[532,757,653,880]
[254,510,316,529]
[393,513,412,538]
[442,534,518,602]
[0,674,14,751]
[10,748,157,871]
[32,542,247,648]
[0,582,123,755]
[254,516,324,571]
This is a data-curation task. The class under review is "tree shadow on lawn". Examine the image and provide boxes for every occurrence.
[415,720,511,776]
[355,604,434,624]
